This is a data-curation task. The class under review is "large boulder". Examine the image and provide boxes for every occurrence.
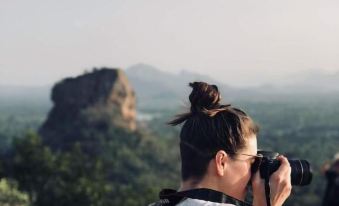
[39,68,136,150]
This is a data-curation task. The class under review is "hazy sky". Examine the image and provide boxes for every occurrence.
[1,0,339,87]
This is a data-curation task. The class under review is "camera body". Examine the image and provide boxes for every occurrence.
[257,151,312,186]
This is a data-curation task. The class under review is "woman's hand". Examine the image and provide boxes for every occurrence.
[252,168,266,206]
[252,155,292,206]
[269,155,292,206]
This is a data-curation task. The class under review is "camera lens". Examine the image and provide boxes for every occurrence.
[268,159,313,186]
[289,159,312,186]
[257,151,313,186]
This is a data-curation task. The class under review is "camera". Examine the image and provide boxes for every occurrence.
[257,151,312,186]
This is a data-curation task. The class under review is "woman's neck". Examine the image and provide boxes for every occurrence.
[178,178,202,191]
[178,176,246,201]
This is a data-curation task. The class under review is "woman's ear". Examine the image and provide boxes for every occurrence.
[214,150,228,176]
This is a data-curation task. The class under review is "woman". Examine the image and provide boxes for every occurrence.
[151,82,291,206]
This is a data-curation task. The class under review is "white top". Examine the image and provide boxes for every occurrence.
[177,198,236,206]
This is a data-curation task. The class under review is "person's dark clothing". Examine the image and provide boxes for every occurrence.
[322,170,339,206]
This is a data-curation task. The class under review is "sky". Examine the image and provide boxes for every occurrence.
[1,0,339,87]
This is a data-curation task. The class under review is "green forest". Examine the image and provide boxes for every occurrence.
[0,96,338,206]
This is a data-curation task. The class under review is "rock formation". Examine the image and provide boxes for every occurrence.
[39,68,136,150]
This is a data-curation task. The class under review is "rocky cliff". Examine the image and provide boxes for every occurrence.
[39,68,136,150]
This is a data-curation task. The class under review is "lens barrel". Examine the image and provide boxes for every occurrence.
[258,151,312,186]
[263,159,312,186]
[288,159,312,186]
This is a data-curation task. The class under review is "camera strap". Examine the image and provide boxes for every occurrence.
[156,188,251,206]
[264,177,271,206]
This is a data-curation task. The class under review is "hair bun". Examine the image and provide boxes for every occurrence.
[167,82,230,125]
[189,82,221,114]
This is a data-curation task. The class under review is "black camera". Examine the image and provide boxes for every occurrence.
[257,151,312,186]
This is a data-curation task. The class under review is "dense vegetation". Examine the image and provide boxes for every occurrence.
[0,97,338,206]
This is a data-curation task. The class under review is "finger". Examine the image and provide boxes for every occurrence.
[276,155,291,173]
[252,169,261,182]
[251,170,266,195]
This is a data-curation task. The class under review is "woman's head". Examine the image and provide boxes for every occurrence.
[168,82,259,186]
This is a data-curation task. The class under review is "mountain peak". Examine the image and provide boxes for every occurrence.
[126,63,162,73]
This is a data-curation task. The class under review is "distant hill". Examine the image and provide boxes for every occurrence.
[124,63,242,110]
[2,65,339,112]
[0,85,51,107]
[123,64,339,109]
[275,69,339,93]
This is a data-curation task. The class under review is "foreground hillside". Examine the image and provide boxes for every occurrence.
[0,67,338,206]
